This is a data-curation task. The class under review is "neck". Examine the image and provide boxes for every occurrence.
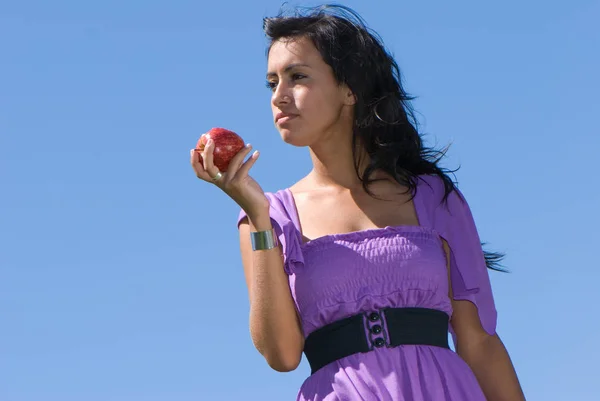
[303,109,392,192]
[306,121,375,191]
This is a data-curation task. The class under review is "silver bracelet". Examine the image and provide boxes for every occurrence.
[250,228,279,251]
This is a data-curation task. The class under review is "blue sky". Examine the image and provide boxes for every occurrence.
[1,1,598,400]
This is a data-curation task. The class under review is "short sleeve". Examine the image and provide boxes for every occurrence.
[419,176,497,336]
[236,192,304,275]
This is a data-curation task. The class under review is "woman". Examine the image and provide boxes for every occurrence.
[191,5,525,401]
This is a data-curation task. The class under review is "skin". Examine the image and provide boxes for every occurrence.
[191,36,525,399]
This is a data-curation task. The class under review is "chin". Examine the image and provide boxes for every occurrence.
[278,128,310,147]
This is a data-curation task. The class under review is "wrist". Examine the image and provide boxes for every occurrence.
[250,227,279,251]
[247,210,272,231]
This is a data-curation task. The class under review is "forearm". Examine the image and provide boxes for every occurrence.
[246,215,304,371]
[459,334,526,401]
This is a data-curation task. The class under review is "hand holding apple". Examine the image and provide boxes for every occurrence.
[190,127,270,219]
[196,127,245,172]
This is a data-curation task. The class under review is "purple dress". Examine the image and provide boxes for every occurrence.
[237,175,496,401]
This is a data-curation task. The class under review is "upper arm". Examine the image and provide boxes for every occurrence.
[443,240,493,352]
[238,217,254,300]
[238,215,304,371]
[425,181,497,341]
[238,216,286,302]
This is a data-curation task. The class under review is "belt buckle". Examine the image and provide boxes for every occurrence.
[364,309,389,350]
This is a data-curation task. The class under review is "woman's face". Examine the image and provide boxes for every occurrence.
[266,36,355,147]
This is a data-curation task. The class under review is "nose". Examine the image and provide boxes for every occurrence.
[272,81,292,108]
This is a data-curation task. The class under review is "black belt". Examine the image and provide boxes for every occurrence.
[303,307,450,374]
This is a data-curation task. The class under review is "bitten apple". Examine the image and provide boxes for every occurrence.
[196,127,245,172]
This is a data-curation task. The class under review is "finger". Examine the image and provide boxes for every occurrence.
[190,148,206,171]
[190,149,213,181]
[190,148,201,166]
[190,148,203,171]
[200,141,228,185]
[201,139,220,178]
[225,144,254,175]
[236,150,260,177]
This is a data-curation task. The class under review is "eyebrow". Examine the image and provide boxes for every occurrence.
[266,63,311,78]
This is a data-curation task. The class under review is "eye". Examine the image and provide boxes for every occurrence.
[292,73,306,81]
[265,81,277,91]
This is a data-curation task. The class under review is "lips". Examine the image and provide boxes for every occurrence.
[275,112,299,124]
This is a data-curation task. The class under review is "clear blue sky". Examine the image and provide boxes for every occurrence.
[2,1,598,400]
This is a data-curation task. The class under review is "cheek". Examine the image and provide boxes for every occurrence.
[308,90,344,127]
[292,86,309,111]
[295,87,328,117]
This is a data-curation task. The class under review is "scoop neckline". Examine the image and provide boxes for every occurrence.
[281,188,437,248]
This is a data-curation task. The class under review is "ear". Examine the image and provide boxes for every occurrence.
[341,84,356,106]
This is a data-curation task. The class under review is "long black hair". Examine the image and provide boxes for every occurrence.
[263,4,505,271]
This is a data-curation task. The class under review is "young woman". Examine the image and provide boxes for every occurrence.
[191,5,525,401]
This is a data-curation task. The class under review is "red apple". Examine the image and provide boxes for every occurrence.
[196,127,245,172]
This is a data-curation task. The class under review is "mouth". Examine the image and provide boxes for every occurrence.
[275,113,299,125]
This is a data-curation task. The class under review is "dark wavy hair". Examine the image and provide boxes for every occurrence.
[263,4,505,271]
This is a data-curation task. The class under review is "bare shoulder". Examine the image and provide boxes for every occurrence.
[288,177,314,195]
